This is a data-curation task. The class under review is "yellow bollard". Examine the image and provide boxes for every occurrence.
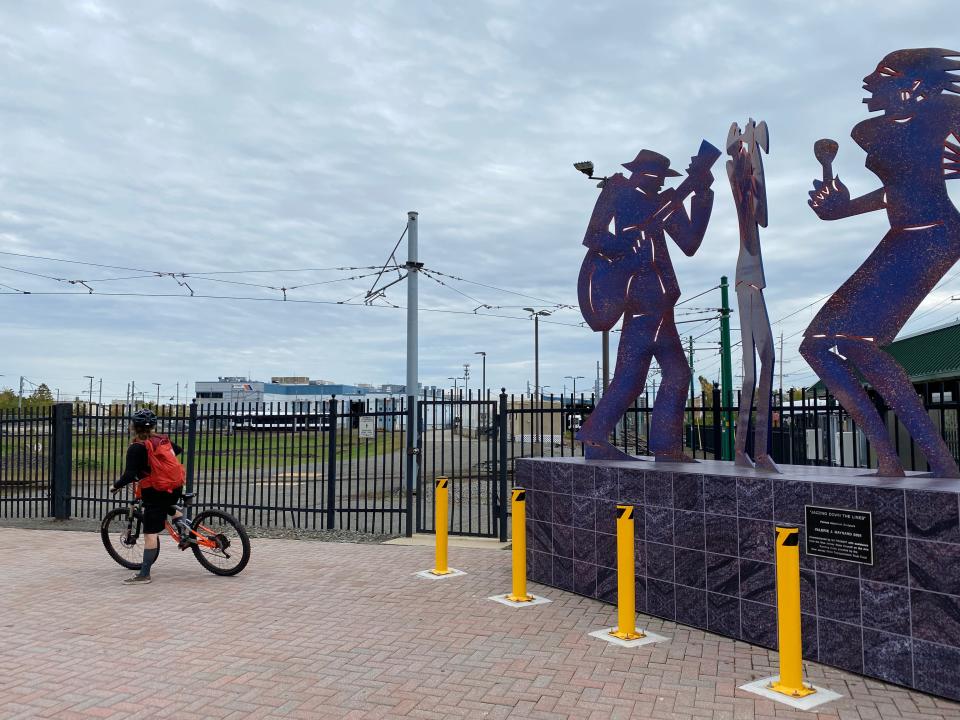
[610,505,644,640]
[506,488,534,602]
[769,526,815,698]
[430,477,451,575]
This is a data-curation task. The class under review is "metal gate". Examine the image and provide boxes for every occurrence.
[417,394,500,537]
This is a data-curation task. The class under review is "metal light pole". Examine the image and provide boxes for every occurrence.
[84,376,94,408]
[153,382,161,407]
[474,351,486,400]
[564,375,585,399]
[523,308,552,399]
[447,376,462,395]
[98,378,103,406]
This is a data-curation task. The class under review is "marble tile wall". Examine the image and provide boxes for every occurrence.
[518,458,960,701]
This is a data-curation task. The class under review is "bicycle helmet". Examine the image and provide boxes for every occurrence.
[130,408,158,429]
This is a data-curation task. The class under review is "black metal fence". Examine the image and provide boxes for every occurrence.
[2,383,958,537]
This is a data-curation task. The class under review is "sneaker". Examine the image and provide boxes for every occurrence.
[123,574,152,585]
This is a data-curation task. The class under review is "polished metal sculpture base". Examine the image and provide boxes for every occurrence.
[518,455,960,701]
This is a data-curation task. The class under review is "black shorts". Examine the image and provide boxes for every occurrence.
[140,487,183,534]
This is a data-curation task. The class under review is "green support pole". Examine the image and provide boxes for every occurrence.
[688,335,695,452]
[719,276,735,461]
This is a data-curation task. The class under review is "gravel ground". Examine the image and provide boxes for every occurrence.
[0,516,401,543]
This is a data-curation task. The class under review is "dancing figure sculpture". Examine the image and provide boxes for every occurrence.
[576,142,719,461]
[801,48,960,477]
[727,119,780,473]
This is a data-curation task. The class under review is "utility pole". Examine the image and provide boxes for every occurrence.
[18,376,24,413]
[131,380,136,406]
[602,330,610,394]
[153,382,161,407]
[688,335,696,441]
[176,382,180,406]
[85,375,94,407]
[98,378,103,406]
[405,211,420,539]
[778,332,784,399]
[463,363,470,397]
[719,275,735,461]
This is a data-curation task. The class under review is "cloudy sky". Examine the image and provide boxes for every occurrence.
[1,0,959,403]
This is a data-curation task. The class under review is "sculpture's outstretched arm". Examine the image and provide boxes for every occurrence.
[664,188,714,256]
[809,179,885,221]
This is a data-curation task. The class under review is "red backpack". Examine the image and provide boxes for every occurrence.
[139,435,186,492]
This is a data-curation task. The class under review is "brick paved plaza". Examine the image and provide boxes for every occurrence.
[1,528,959,720]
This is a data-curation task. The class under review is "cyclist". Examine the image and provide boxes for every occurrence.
[111,408,189,585]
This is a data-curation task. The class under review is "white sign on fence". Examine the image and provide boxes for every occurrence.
[359,416,376,439]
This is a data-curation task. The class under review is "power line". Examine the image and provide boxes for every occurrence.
[0,249,379,277]
[423,267,571,307]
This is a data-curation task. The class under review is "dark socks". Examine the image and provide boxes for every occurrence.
[139,545,160,578]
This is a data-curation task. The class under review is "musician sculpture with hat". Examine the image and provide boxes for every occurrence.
[576,141,719,461]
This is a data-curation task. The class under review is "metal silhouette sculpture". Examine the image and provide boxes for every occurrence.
[576,142,719,461]
[801,48,960,477]
[727,119,781,473]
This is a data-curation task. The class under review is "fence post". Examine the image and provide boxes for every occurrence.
[326,396,338,530]
[498,389,508,543]
[185,401,198,495]
[50,402,72,520]
[712,384,722,461]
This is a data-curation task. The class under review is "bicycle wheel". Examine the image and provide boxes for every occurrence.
[190,510,251,576]
[100,507,145,570]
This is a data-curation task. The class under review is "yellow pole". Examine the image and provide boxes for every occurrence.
[610,505,643,640]
[431,477,451,575]
[507,488,533,602]
[769,526,815,698]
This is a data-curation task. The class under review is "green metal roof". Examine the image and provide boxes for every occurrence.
[807,321,960,390]
[884,321,960,383]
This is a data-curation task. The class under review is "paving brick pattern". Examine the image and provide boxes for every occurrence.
[1,527,959,719]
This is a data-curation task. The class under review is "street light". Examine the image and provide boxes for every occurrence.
[84,375,94,407]
[474,351,486,400]
[564,375,585,400]
[523,308,552,400]
[447,376,463,396]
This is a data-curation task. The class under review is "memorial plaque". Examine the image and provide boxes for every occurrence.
[805,505,873,565]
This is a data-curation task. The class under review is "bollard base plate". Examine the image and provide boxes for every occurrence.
[768,680,817,699]
[740,676,842,710]
[588,628,669,648]
[415,568,466,580]
[609,629,644,641]
[488,594,551,608]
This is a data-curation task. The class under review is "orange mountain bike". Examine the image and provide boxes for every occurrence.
[100,484,251,576]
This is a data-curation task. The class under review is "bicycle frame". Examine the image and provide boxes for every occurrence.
[129,483,221,551]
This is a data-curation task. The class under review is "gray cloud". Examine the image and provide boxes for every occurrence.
[1,0,958,399]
